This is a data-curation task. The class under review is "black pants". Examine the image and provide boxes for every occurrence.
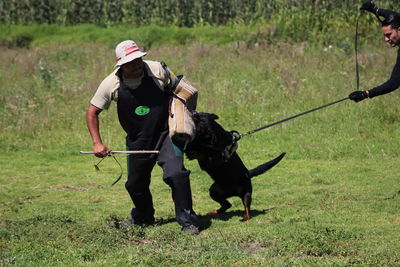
[125,134,197,227]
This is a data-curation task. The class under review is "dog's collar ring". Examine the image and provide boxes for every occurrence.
[230,130,241,143]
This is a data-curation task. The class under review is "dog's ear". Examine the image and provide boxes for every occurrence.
[209,113,219,121]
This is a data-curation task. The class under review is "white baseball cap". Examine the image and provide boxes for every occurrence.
[115,40,147,67]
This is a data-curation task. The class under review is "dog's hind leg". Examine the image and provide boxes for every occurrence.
[240,192,252,221]
[209,183,232,214]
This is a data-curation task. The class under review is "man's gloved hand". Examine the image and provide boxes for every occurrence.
[360,1,378,13]
[349,91,369,102]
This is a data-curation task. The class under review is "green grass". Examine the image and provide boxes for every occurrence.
[1,25,400,265]
[0,19,384,49]
[0,24,266,48]
[1,152,399,266]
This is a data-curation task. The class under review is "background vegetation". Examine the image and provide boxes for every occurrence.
[1,0,400,45]
[0,0,368,26]
[1,1,400,266]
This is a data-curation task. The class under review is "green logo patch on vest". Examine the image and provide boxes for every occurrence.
[135,106,150,116]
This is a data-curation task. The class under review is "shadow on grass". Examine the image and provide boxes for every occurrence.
[383,190,400,200]
[108,207,277,233]
[197,207,276,231]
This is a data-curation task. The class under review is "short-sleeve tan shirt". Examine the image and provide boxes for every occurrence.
[90,60,169,110]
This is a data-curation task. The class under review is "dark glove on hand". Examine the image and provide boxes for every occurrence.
[360,1,378,13]
[349,91,368,102]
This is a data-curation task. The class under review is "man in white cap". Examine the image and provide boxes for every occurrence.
[86,40,199,234]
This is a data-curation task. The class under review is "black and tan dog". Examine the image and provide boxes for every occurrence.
[185,112,285,221]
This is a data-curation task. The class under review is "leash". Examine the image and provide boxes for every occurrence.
[80,150,160,186]
[231,6,371,143]
[79,150,160,155]
[92,154,123,186]
[355,3,385,90]
[232,97,350,142]
[355,13,362,91]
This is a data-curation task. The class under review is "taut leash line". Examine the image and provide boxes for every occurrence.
[233,97,350,142]
[80,150,160,155]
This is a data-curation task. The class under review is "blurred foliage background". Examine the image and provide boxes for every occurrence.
[1,0,399,27]
[1,0,399,48]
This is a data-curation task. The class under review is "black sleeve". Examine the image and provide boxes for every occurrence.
[368,48,400,98]
[376,8,399,18]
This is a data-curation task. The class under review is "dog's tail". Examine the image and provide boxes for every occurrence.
[248,152,286,178]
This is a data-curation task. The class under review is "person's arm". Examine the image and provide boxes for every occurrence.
[86,104,109,157]
[86,71,118,155]
[360,1,398,17]
[376,8,400,19]
[349,49,400,102]
[368,48,400,98]
[360,2,400,22]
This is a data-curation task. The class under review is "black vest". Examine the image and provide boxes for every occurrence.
[117,68,169,150]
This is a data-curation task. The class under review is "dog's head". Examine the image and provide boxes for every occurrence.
[186,112,233,160]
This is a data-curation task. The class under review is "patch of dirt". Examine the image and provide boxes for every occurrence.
[21,195,41,201]
[246,242,268,254]
[48,184,105,192]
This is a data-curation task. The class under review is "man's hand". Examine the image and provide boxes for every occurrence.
[349,91,369,102]
[93,143,110,158]
[360,1,378,13]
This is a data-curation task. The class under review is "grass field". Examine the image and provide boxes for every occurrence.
[1,24,400,266]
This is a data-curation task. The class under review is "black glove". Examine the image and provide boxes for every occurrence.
[360,1,378,14]
[349,91,368,102]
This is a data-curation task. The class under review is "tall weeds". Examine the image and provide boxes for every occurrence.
[1,0,398,27]
[1,40,399,159]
